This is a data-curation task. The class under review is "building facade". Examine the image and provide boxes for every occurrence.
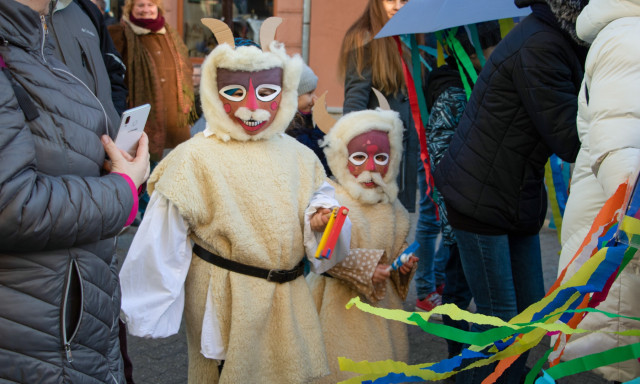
[112,0,367,109]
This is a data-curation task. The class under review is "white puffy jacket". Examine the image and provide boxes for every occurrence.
[558,0,640,380]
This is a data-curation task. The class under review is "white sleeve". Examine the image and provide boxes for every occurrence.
[119,191,192,338]
[304,181,352,274]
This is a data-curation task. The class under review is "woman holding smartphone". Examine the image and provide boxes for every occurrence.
[0,0,150,381]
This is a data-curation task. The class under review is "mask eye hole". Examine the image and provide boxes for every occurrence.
[374,153,389,166]
[348,152,368,166]
[255,84,281,102]
[219,85,246,101]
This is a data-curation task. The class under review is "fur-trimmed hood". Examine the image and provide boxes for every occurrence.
[322,108,404,204]
[516,0,590,45]
[200,41,302,142]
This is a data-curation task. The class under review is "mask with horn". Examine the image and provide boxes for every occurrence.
[316,89,405,205]
[199,17,303,142]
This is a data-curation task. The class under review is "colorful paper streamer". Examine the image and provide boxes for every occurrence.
[338,180,640,383]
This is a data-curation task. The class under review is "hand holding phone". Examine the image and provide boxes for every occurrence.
[114,104,151,157]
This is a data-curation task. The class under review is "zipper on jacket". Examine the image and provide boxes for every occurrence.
[39,15,47,64]
[52,66,110,137]
[61,258,84,363]
[44,10,110,136]
[80,45,89,69]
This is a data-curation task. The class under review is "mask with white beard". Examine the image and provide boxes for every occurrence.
[318,98,405,205]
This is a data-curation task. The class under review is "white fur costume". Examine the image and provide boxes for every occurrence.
[307,108,415,383]
[120,33,338,383]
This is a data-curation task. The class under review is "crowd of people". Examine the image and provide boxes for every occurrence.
[0,0,638,383]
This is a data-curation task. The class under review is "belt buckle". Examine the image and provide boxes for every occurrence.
[267,269,287,283]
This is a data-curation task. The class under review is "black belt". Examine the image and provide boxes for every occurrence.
[192,244,304,284]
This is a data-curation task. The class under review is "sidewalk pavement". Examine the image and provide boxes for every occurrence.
[115,212,616,384]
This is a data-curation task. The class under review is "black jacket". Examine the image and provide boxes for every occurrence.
[433,4,584,235]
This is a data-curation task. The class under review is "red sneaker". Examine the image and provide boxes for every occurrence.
[415,291,442,312]
[436,283,445,295]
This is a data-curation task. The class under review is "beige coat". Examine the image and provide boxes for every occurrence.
[307,180,414,383]
[149,132,329,383]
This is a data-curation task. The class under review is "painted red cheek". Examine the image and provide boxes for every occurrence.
[224,103,232,113]
[347,164,357,173]
[271,101,278,111]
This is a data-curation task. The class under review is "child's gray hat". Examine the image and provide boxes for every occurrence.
[298,64,318,95]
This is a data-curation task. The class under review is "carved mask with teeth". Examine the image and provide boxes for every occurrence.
[198,18,302,142]
[217,68,283,136]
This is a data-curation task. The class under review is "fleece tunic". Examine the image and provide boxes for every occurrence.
[306,180,414,383]
[121,131,332,383]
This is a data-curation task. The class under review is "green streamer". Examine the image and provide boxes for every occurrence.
[407,34,430,126]
[543,342,640,380]
[443,29,477,99]
[467,24,486,67]
[525,347,553,384]
[409,313,537,348]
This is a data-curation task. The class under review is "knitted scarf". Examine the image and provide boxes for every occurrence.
[122,17,195,158]
[129,12,166,32]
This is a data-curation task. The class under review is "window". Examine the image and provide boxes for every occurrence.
[183,0,274,57]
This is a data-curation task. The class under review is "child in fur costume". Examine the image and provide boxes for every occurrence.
[305,92,418,383]
[118,18,350,384]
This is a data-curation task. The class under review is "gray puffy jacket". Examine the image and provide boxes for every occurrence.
[0,2,134,382]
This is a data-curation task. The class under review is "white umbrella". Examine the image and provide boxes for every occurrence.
[376,0,531,38]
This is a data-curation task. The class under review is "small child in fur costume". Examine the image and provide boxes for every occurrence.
[306,91,418,383]
[118,18,350,384]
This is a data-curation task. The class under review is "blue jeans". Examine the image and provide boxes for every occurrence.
[453,228,545,384]
[441,243,472,358]
[414,160,446,299]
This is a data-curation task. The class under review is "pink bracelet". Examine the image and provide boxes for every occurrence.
[113,172,139,227]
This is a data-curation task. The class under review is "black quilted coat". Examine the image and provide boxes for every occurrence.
[0,1,134,382]
[433,1,585,235]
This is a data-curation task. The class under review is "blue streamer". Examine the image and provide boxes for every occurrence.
[535,370,556,384]
[421,349,489,374]
[363,372,426,384]
[549,154,570,216]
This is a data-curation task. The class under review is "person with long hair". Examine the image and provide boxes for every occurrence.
[339,0,443,314]
[339,0,416,212]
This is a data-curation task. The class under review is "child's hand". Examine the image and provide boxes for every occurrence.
[310,208,332,232]
[372,263,391,285]
[399,256,418,275]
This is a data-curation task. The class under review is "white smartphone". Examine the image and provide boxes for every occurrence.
[114,104,151,157]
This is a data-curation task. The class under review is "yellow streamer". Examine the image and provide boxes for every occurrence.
[342,245,631,381]
[340,180,640,382]
[621,215,640,240]
[436,40,445,68]
[499,18,516,38]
